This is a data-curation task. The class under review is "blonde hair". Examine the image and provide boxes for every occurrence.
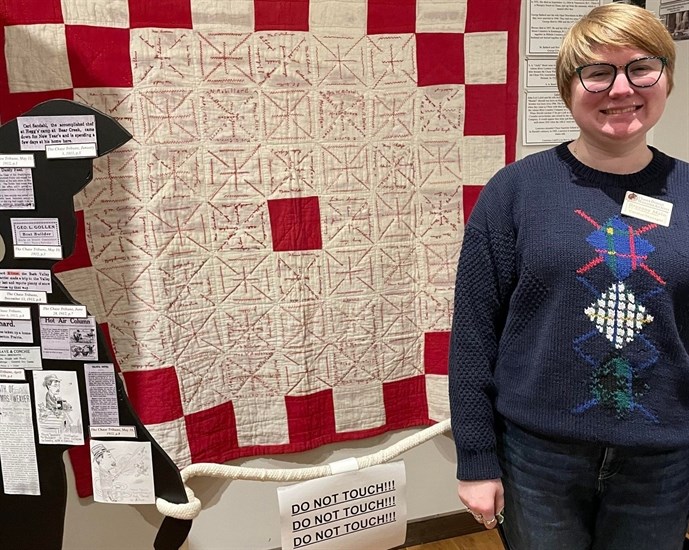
[556,4,675,109]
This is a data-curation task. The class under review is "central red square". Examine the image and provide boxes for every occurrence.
[368,0,415,34]
[424,331,451,375]
[128,0,193,28]
[255,0,309,31]
[416,33,464,87]
[66,26,133,88]
[268,196,323,252]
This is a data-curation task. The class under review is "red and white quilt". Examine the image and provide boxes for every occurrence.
[1,0,520,496]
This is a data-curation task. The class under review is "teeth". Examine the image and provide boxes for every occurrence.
[605,106,638,114]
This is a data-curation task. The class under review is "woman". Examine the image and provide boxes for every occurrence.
[449,4,689,549]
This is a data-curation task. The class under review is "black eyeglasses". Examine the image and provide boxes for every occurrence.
[575,56,667,93]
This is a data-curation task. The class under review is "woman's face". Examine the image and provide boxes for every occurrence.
[569,46,668,148]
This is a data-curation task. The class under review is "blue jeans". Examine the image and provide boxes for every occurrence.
[497,419,689,550]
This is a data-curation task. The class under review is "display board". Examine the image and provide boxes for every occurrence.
[0,100,190,550]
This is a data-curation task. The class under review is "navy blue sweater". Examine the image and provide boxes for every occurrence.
[449,143,689,480]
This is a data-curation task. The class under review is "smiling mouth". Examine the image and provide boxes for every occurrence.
[601,105,642,115]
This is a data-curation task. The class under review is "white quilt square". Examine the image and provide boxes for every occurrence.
[416,0,467,33]
[425,374,449,422]
[310,0,367,34]
[333,383,385,432]
[464,32,508,84]
[146,417,193,468]
[234,397,289,446]
[191,0,254,30]
[461,136,505,184]
[61,0,130,27]
[5,25,72,93]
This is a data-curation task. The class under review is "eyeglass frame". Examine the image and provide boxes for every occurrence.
[574,56,668,93]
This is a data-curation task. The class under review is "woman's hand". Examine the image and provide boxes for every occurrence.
[457,479,504,530]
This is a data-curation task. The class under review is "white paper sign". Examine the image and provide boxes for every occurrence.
[0,168,35,210]
[84,363,119,427]
[90,440,155,504]
[523,91,579,145]
[11,218,62,259]
[0,319,33,343]
[39,316,97,361]
[0,307,30,320]
[0,154,34,168]
[0,369,25,380]
[0,290,47,303]
[17,115,97,151]
[0,269,52,292]
[527,0,601,55]
[278,462,407,550]
[45,143,97,159]
[0,347,42,370]
[90,426,137,439]
[39,304,87,318]
[33,370,84,445]
[0,383,40,495]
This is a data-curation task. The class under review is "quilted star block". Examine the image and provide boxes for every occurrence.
[367,0,416,34]
[416,33,465,86]
[66,25,132,88]
[128,0,193,28]
[268,196,323,251]
[254,0,309,31]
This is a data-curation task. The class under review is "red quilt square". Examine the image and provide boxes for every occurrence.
[128,0,192,29]
[268,196,323,251]
[368,0,415,34]
[254,0,309,31]
[383,376,429,426]
[465,0,515,32]
[464,84,507,136]
[1,0,63,24]
[65,26,132,88]
[416,33,464,87]
[424,331,451,375]
[122,367,184,424]
[53,210,93,273]
[462,184,484,224]
[185,402,238,463]
[69,443,94,497]
[286,390,336,447]
[0,89,74,124]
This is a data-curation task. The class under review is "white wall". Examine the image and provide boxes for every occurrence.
[62,1,689,548]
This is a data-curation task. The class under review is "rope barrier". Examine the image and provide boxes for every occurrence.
[156,419,451,520]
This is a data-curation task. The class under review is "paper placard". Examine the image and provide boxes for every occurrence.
[45,143,97,159]
[0,383,40,495]
[0,319,33,344]
[13,246,62,260]
[0,269,52,293]
[278,462,407,550]
[0,347,42,370]
[0,168,34,210]
[39,316,97,361]
[39,304,87,318]
[0,290,47,303]
[0,154,34,168]
[89,426,137,439]
[33,370,84,445]
[0,307,30,320]
[17,115,97,151]
[621,191,673,227]
[0,369,25,380]
[84,363,119,427]
[90,440,155,504]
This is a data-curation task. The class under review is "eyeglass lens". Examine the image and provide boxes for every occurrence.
[579,58,664,92]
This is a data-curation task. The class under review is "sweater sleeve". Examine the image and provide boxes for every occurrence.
[449,177,517,481]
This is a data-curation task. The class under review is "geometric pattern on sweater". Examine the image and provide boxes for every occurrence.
[584,282,654,349]
[573,210,664,422]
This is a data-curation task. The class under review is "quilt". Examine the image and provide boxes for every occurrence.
[0,0,520,496]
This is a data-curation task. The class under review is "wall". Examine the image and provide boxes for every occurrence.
[62,1,689,548]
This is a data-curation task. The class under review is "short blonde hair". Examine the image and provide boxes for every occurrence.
[556,4,675,109]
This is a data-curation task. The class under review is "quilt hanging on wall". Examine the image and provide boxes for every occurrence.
[0,0,520,496]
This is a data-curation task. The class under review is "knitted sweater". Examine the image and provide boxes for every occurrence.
[449,142,689,481]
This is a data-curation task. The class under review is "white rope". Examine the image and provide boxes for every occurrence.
[156,419,451,520]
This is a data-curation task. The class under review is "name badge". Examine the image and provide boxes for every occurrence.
[621,191,672,227]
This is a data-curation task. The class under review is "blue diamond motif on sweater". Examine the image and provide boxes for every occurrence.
[586,216,655,280]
